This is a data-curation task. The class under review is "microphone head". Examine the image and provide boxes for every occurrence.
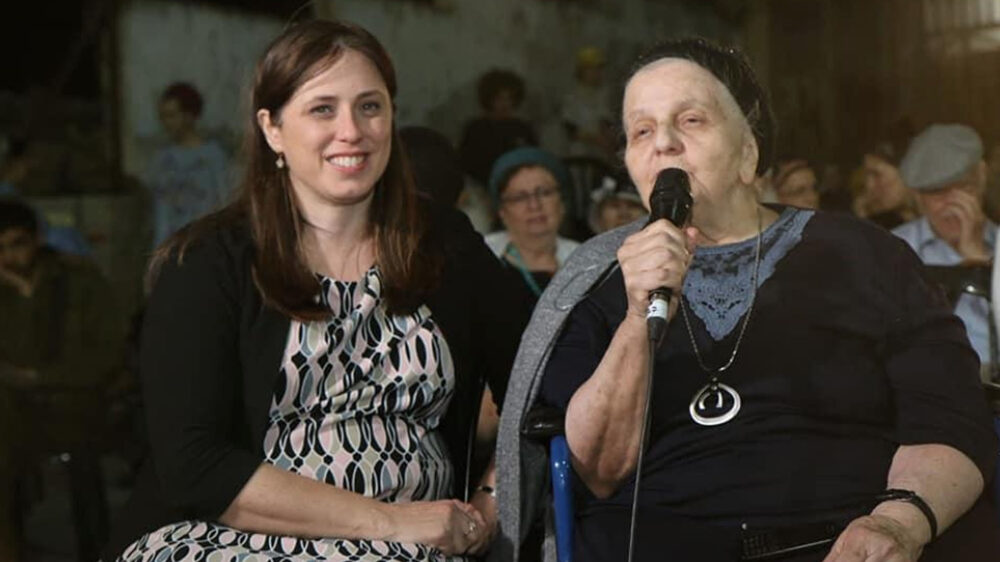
[648,168,692,226]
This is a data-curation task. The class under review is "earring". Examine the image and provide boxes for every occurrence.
[275,154,285,169]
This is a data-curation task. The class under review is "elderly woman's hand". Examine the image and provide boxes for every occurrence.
[617,219,698,322]
[822,512,927,562]
[383,499,488,555]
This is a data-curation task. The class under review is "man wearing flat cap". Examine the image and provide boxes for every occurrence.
[893,123,995,371]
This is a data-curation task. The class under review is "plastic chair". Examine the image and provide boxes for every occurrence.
[523,405,574,562]
[924,264,997,378]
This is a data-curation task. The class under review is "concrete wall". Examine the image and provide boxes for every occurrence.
[320,0,736,148]
[117,0,735,177]
[118,0,284,177]
[106,0,735,312]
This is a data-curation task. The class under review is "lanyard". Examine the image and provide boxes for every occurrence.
[504,243,545,297]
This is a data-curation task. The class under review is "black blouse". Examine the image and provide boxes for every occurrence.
[541,210,996,524]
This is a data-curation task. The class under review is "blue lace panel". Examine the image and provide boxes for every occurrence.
[682,208,814,341]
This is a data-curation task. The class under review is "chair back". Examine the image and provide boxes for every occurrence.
[925,264,998,380]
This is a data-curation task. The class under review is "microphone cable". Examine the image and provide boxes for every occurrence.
[626,314,668,562]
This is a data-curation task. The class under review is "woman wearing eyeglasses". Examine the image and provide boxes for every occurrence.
[484,147,580,304]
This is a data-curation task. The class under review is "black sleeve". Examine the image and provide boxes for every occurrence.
[882,236,998,482]
[140,236,260,517]
[540,282,617,412]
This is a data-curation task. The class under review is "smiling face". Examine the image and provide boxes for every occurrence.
[622,58,758,214]
[257,49,393,214]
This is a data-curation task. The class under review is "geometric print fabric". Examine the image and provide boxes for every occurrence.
[119,267,464,561]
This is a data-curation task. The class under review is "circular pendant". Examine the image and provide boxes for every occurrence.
[689,382,741,426]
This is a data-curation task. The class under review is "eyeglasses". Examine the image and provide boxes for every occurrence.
[501,185,560,207]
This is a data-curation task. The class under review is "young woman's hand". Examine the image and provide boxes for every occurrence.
[383,499,488,555]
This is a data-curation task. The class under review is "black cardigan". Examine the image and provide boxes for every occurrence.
[105,206,529,559]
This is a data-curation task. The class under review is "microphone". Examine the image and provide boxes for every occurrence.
[645,168,692,345]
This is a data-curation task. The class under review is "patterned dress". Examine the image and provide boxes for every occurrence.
[120,267,466,561]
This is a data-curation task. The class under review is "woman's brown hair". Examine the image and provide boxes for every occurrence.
[149,19,437,320]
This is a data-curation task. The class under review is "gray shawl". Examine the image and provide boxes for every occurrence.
[489,220,642,562]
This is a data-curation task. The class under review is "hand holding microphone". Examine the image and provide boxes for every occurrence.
[616,168,695,344]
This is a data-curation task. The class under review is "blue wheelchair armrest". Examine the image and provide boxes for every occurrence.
[551,435,574,562]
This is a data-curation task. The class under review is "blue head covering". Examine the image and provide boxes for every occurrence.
[487,147,571,203]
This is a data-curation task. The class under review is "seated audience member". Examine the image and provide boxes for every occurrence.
[773,158,821,209]
[398,126,493,233]
[459,69,538,187]
[856,138,919,229]
[0,199,123,560]
[0,137,35,196]
[485,147,579,305]
[588,177,647,234]
[103,20,528,561]
[561,47,617,161]
[146,82,231,247]
[893,124,996,370]
[399,125,464,206]
[494,38,1000,562]
[1,139,92,256]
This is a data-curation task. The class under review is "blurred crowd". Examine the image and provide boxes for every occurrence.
[2,38,1000,561]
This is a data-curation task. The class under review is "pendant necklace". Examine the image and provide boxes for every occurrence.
[680,206,763,427]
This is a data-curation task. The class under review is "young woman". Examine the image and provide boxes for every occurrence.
[106,20,527,561]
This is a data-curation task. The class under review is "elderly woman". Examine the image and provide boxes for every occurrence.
[103,20,527,561]
[494,39,998,562]
[484,147,579,303]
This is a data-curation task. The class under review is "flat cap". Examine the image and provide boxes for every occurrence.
[900,124,982,190]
